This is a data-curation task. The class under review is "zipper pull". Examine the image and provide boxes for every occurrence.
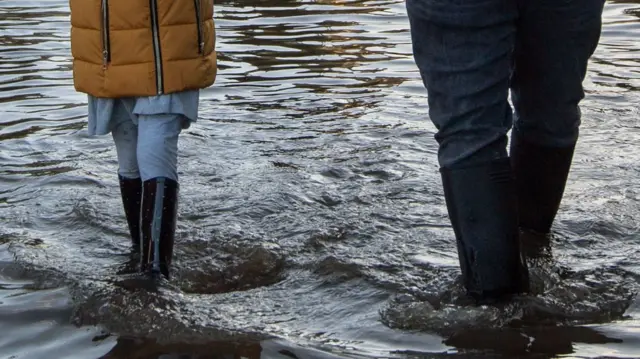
[102,50,109,69]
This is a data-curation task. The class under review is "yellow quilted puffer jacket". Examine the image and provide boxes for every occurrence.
[69,0,217,98]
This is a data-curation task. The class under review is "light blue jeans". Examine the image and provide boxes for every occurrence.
[406,0,605,167]
[109,101,185,182]
[87,90,199,182]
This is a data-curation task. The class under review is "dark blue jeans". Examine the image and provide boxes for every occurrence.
[406,0,605,167]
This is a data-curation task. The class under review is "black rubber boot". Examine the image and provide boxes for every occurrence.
[140,177,178,280]
[440,158,530,303]
[510,132,575,235]
[118,175,142,251]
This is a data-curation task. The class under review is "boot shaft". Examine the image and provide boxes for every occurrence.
[118,175,142,248]
[140,177,179,279]
[510,133,575,234]
[440,158,530,302]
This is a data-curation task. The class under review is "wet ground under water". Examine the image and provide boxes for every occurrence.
[1,0,640,358]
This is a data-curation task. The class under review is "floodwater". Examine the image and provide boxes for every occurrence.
[1,0,639,358]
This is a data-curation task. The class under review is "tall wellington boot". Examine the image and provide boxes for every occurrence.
[118,175,142,251]
[140,177,178,279]
[440,158,530,303]
[510,132,575,235]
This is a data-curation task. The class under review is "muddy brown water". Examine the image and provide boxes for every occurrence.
[1,0,639,358]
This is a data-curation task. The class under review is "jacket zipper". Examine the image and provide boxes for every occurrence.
[194,0,204,54]
[149,0,164,94]
[101,0,111,68]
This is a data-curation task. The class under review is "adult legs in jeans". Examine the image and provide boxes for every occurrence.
[406,0,605,301]
[510,0,605,239]
[406,0,526,301]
